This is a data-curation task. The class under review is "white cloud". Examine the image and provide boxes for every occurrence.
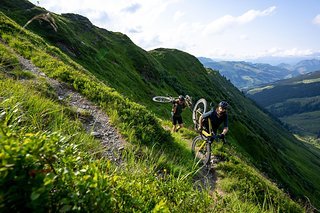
[173,11,185,22]
[312,14,320,25]
[260,48,314,57]
[29,1,318,61]
[128,26,143,33]
[204,6,276,34]
[203,47,318,61]
[240,35,249,40]
[203,15,234,34]
[136,35,163,50]
[32,0,181,29]
[238,6,276,23]
[121,3,141,13]
[278,48,313,57]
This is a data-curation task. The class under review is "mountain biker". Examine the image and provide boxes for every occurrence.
[171,95,187,132]
[198,101,229,139]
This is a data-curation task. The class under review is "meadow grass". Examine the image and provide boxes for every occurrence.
[0,76,213,212]
[0,11,308,212]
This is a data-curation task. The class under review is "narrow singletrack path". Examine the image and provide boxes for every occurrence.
[14,51,125,164]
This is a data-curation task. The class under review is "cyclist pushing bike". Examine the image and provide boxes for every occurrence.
[192,100,229,167]
[171,95,187,132]
[198,101,229,139]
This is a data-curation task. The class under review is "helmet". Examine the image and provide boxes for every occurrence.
[219,101,228,109]
[178,95,185,101]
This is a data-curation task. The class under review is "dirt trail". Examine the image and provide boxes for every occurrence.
[181,133,223,195]
[192,154,225,195]
[17,55,125,164]
[5,40,223,195]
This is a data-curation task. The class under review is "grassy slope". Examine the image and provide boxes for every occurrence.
[0,15,212,212]
[0,0,176,113]
[0,2,320,210]
[0,13,306,212]
[150,49,320,208]
[247,71,320,136]
[281,111,320,134]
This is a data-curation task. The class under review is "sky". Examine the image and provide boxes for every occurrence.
[29,0,320,63]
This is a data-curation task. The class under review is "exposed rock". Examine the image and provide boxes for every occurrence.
[17,52,125,165]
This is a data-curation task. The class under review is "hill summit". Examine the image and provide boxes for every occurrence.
[1,0,320,211]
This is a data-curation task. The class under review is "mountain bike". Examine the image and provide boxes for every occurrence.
[192,98,207,130]
[191,98,226,167]
[152,95,193,109]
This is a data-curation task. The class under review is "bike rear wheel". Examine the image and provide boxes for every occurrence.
[192,98,207,130]
[191,135,211,166]
[152,96,173,103]
[185,95,193,109]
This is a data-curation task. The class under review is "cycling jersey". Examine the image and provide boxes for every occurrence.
[172,100,186,116]
[202,109,228,133]
[171,100,186,125]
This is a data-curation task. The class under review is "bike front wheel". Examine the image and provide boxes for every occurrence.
[192,98,207,130]
[192,135,211,166]
[152,96,173,103]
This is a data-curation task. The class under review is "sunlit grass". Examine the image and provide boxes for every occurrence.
[0,11,310,212]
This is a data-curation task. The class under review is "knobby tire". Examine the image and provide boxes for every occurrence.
[192,98,207,129]
[152,96,173,103]
[191,135,211,166]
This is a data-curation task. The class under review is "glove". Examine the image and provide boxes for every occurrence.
[219,134,225,139]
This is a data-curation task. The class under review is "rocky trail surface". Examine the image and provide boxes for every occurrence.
[4,40,224,196]
[16,54,125,164]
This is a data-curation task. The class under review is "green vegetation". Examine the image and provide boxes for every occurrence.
[247,71,320,136]
[0,23,302,213]
[294,135,320,150]
[0,77,304,212]
[0,77,211,212]
[0,2,320,211]
[281,111,320,135]
[0,0,172,110]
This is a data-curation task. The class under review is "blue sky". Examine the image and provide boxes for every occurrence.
[30,0,320,63]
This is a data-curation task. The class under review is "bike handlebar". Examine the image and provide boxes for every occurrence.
[200,129,226,142]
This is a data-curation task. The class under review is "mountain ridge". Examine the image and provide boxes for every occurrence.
[1,0,320,210]
[198,57,320,89]
[246,71,320,136]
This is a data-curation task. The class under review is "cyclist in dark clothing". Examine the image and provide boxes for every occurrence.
[172,95,186,132]
[198,101,229,139]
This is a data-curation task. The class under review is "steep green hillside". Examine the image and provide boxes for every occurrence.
[247,71,320,136]
[150,50,320,208]
[0,11,306,212]
[0,0,179,111]
[1,1,320,210]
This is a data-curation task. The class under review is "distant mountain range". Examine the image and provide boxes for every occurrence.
[198,57,320,90]
[2,0,320,209]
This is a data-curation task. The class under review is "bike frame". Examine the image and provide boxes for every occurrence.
[192,99,225,167]
[201,118,214,138]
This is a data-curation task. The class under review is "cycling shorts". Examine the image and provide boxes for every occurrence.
[172,115,183,125]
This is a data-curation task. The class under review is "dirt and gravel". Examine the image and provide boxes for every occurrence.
[17,55,125,164]
[7,45,222,195]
